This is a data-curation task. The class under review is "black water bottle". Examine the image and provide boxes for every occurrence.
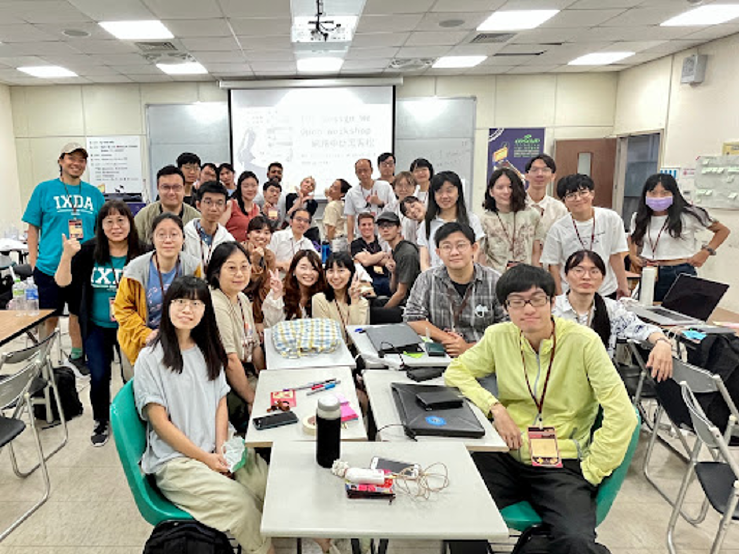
[316,394,341,468]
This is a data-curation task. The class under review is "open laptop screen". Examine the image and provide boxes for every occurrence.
[661,274,729,321]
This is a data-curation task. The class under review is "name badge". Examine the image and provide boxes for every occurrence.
[527,426,562,468]
[68,219,84,240]
[373,265,384,275]
[268,209,278,220]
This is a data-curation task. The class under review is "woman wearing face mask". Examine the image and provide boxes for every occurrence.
[312,252,368,341]
[629,173,730,302]
[285,176,320,244]
[262,249,327,326]
[242,216,276,331]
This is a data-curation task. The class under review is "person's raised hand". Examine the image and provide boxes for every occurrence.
[61,233,81,258]
[349,273,362,302]
[268,269,284,298]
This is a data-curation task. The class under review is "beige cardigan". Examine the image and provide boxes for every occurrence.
[311,292,369,340]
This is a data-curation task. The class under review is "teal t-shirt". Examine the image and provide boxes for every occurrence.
[90,256,127,328]
[22,178,106,276]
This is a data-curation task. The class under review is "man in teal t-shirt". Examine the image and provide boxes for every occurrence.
[22,142,105,371]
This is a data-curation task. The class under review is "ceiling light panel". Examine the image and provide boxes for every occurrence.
[661,4,740,26]
[156,61,208,74]
[17,65,78,78]
[99,20,173,40]
[432,55,486,68]
[477,10,560,31]
[568,52,634,66]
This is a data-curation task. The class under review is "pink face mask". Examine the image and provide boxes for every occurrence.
[645,196,673,212]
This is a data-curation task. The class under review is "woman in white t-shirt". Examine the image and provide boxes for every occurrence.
[629,173,730,302]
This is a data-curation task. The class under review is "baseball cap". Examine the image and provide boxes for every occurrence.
[60,142,88,158]
[376,211,400,225]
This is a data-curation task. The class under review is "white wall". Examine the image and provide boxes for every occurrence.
[0,84,23,229]
[614,33,739,313]
[397,73,618,214]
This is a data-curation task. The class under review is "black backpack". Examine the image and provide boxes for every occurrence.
[33,366,83,422]
[143,521,233,554]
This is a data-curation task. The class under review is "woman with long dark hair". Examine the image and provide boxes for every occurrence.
[418,170,484,271]
[133,276,272,553]
[242,215,276,330]
[312,252,368,340]
[410,158,433,205]
[220,170,261,242]
[262,249,327,326]
[552,250,672,381]
[55,200,143,446]
[480,167,544,273]
[629,173,729,301]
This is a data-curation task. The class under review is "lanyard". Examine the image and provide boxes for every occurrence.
[495,211,517,255]
[154,252,181,300]
[448,280,474,333]
[334,299,350,328]
[647,219,669,256]
[520,324,557,420]
[571,212,596,250]
[60,178,79,215]
[196,221,215,269]
[232,296,253,356]
[363,185,375,206]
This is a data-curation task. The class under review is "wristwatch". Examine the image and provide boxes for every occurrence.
[701,245,717,255]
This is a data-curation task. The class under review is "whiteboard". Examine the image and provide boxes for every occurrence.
[146,102,230,199]
[394,97,476,208]
[693,155,739,210]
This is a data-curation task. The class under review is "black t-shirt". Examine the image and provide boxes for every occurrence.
[351,236,389,279]
[450,279,471,300]
[392,240,420,298]
[286,193,318,217]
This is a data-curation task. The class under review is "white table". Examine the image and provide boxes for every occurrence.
[264,328,356,371]
[261,440,509,550]
[245,366,367,448]
[363,370,508,452]
[347,324,452,369]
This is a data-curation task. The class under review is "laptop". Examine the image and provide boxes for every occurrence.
[391,383,485,439]
[629,274,729,326]
[365,324,424,356]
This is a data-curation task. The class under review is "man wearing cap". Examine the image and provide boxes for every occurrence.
[22,142,105,372]
[371,211,420,323]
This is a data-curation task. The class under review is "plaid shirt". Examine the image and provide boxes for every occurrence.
[403,263,507,343]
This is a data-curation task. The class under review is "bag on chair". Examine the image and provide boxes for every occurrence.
[143,520,233,554]
[32,366,83,421]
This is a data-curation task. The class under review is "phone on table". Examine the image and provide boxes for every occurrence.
[253,411,299,430]
[370,456,420,479]
[424,341,446,357]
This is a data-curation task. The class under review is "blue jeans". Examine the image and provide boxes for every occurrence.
[654,263,696,302]
[84,324,118,423]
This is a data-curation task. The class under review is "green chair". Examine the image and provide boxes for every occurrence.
[501,407,641,531]
[110,379,194,526]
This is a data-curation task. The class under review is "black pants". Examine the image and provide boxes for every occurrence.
[83,325,118,423]
[472,452,608,554]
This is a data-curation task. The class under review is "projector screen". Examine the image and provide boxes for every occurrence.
[229,86,394,197]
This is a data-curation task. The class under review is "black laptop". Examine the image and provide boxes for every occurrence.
[366,324,424,356]
[391,383,485,439]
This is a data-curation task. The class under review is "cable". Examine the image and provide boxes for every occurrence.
[394,462,450,500]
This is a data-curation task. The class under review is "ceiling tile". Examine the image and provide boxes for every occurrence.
[342,58,391,70]
[484,54,537,66]
[500,43,551,54]
[541,9,626,28]
[33,21,113,41]
[73,65,123,76]
[413,11,490,31]
[350,32,410,48]
[97,53,149,65]
[601,6,693,27]
[68,0,154,20]
[218,0,291,18]
[171,73,212,81]
[641,39,704,54]
[512,28,581,44]
[0,55,50,68]
[362,0,436,14]
[683,23,739,42]
[601,40,667,53]
[249,61,297,72]
[142,0,222,20]
[572,25,696,42]
[568,0,641,8]
[346,46,400,59]
[112,63,161,74]
[431,1,506,13]
[464,64,513,74]
[243,50,294,62]
[1,1,93,24]
[500,0,575,9]
[237,35,293,51]
[201,62,250,72]
[163,18,232,37]
[190,50,245,63]
[1,42,83,57]
[0,24,58,42]
[123,73,173,81]
[507,64,560,74]
[446,43,506,56]
[88,75,134,83]
[179,37,240,51]
[70,40,146,55]
[229,17,291,37]
[395,45,452,58]
[355,14,424,34]
[404,31,469,46]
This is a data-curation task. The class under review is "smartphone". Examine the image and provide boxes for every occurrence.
[370,456,420,478]
[424,341,446,357]
[252,411,299,431]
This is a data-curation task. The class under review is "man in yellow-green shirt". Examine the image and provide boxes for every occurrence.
[445,264,636,553]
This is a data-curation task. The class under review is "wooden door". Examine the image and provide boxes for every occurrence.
[553,138,617,209]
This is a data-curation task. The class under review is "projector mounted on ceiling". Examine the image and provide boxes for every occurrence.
[292,0,357,43]
[388,58,435,71]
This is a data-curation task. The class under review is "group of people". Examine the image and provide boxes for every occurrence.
[19,140,730,554]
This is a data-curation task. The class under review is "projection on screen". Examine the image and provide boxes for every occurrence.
[229,86,393,197]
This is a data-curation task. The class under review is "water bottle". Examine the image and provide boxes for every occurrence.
[11,276,26,316]
[321,241,331,264]
[316,394,341,468]
[25,277,39,316]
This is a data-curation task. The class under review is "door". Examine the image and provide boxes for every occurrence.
[553,138,617,209]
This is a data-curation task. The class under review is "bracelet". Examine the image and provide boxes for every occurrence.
[702,245,717,255]
[655,337,671,346]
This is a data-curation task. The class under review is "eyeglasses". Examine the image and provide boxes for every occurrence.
[528,166,552,175]
[438,242,471,253]
[201,199,225,208]
[154,232,182,241]
[293,216,310,224]
[506,295,550,309]
[171,298,205,310]
[222,264,251,276]
[569,266,602,278]
[102,218,127,228]
[159,185,184,193]
[379,160,395,167]
[564,188,592,201]
[378,222,398,229]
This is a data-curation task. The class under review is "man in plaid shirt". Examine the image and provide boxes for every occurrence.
[404,222,507,357]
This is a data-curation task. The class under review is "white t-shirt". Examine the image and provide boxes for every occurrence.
[629,211,712,260]
[268,228,318,264]
[541,207,628,296]
[343,180,395,233]
[417,213,485,268]
[526,193,568,234]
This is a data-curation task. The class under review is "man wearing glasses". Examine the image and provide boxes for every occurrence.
[444,264,636,553]
[183,181,234,271]
[525,154,567,234]
[377,152,396,186]
[541,173,629,298]
[404,222,506,357]
[268,208,318,274]
[177,152,201,205]
[135,166,201,245]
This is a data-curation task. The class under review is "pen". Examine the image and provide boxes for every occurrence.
[284,378,338,392]
[307,382,339,396]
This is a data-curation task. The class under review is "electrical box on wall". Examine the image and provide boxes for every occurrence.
[681,54,708,84]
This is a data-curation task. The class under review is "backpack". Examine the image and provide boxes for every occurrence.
[33,366,83,422]
[0,274,13,309]
[143,521,233,554]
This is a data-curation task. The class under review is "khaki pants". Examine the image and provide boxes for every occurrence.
[154,451,272,553]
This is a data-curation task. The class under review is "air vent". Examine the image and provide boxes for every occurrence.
[134,41,179,53]
[469,33,516,44]
[493,51,545,57]
[388,58,435,70]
